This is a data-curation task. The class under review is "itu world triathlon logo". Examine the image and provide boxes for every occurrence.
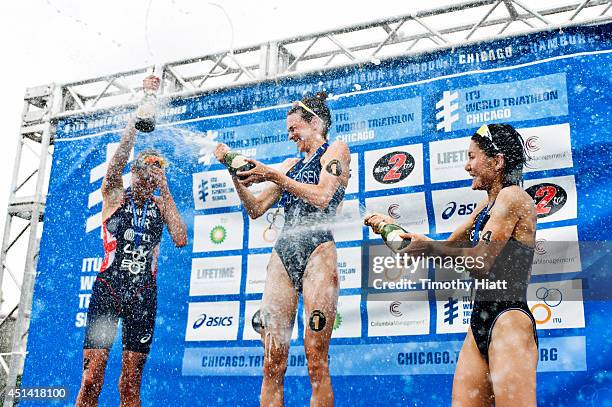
[443,297,459,325]
[198,179,209,204]
[436,90,460,132]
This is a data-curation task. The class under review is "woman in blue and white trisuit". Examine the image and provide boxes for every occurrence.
[215,92,350,407]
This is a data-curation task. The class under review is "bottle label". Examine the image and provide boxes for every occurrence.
[230,155,248,169]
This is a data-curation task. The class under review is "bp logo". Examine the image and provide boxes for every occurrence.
[333,312,343,331]
[210,225,227,244]
[525,183,567,218]
[373,152,415,184]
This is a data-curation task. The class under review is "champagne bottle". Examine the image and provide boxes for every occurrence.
[380,222,411,251]
[223,151,255,177]
[135,88,157,133]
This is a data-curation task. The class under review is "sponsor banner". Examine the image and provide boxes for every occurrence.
[528,279,585,330]
[206,118,292,160]
[365,192,429,238]
[190,256,242,296]
[248,207,285,248]
[183,336,585,376]
[364,144,424,191]
[435,73,568,133]
[367,243,429,289]
[332,97,422,145]
[429,123,574,183]
[521,123,574,173]
[330,295,362,339]
[246,254,270,294]
[331,199,363,243]
[185,301,240,341]
[25,24,610,405]
[193,212,244,252]
[337,247,362,289]
[435,288,472,334]
[193,163,286,210]
[243,300,298,341]
[429,136,471,184]
[192,170,239,210]
[533,226,582,275]
[346,153,359,195]
[524,175,577,224]
[367,291,430,336]
[432,187,487,234]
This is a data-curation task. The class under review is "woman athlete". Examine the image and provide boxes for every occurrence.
[366,123,538,407]
[76,76,187,407]
[214,92,350,407]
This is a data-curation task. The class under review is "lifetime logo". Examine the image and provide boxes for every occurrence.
[436,91,460,132]
[85,143,134,233]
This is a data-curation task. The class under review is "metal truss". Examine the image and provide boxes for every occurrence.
[0,84,57,404]
[0,0,610,403]
[50,0,612,119]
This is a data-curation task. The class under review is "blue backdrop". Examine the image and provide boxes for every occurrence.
[21,24,612,406]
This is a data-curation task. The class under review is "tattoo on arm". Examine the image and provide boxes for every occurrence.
[325,159,342,177]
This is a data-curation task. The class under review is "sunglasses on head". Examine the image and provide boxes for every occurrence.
[475,125,501,152]
[138,154,169,169]
[293,100,322,122]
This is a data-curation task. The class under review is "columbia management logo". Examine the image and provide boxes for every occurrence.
[436,90,460,132]
[86,143,134,233]
[390,301,403,317]
[524,135,540,153]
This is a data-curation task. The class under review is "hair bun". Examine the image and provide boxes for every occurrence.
[315,91,328,101]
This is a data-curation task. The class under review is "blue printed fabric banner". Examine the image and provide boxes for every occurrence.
[21,24,612,406]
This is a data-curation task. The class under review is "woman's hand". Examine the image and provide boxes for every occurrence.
[143,75,160,92]
[364,213,394,234]
[237,158,278,187]
[396,232,434,256]
[214,143,231,163]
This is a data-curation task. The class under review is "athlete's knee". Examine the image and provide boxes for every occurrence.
[262,350,289,380]
[118,372,141,399]
[80,370,104,398]
[306,356,330,385]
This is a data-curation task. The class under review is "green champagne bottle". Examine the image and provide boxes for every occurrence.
[380,222,411,251]
[223,151,256,177]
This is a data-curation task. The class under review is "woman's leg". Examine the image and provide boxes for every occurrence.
[452,329,494,407]
[488,310,538,407]
[76,349,111,407]
[118,350,148,407]
[260,250,299,407]
[302,242,338,407]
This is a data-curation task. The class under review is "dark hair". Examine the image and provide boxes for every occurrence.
[471,123,529,187]
[287,92,332,137]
